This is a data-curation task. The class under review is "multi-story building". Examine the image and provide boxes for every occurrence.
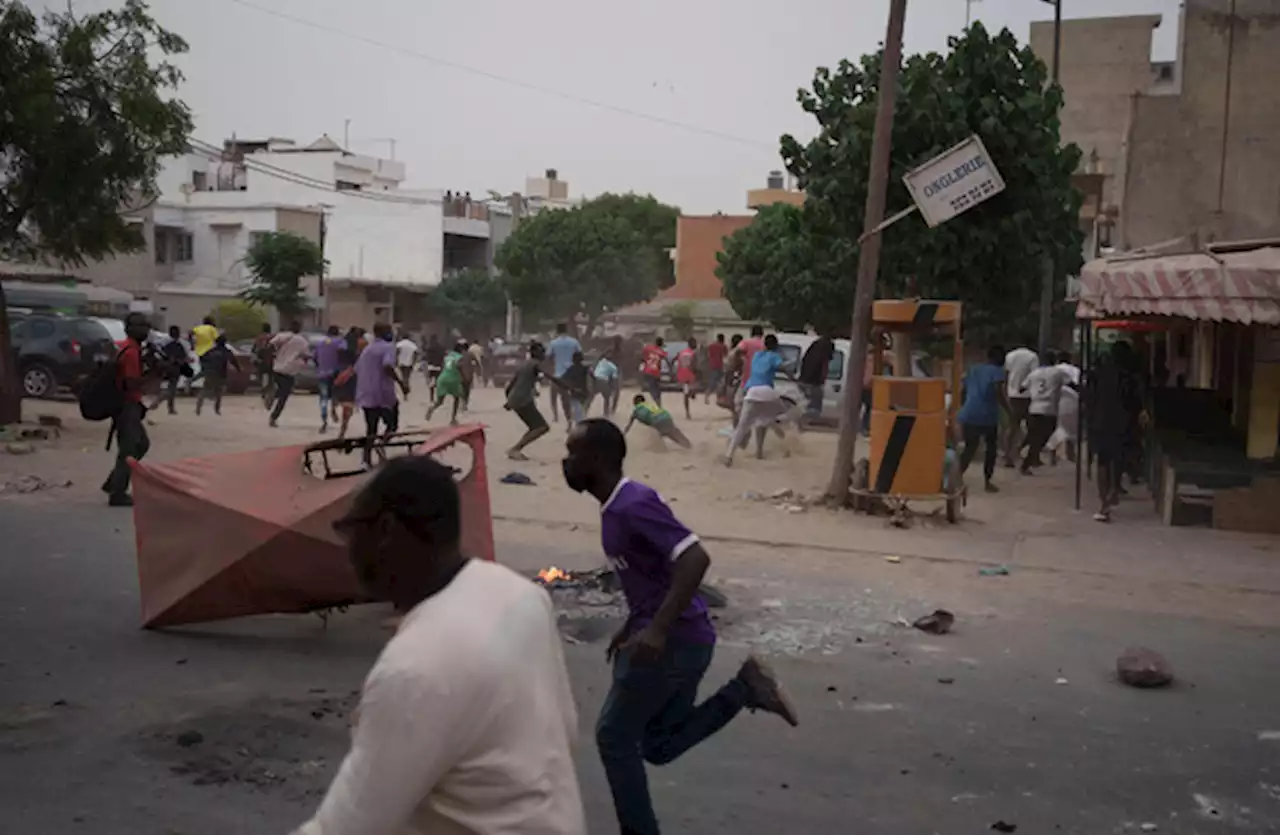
[1031,0,1280,253]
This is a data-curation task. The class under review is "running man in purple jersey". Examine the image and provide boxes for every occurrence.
[562,418,799,835]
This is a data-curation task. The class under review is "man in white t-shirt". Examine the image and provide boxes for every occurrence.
[395,332,419,394]
[1018,353,1066,474]
[1002,345,1039,467]
[268,321,312,428]
[297,457,585,835]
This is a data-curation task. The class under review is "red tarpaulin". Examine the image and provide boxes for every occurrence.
[129,424,494,628]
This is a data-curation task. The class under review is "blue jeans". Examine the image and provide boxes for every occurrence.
[801,382,824,416]
[597,640,746,835]
[317,375,333,424]
[643,375,662,406]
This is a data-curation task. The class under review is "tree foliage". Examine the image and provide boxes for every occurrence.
[0,0,193,423]
[431,267,507,338]
[664,300,696,339]
[496,197,665,335]
[718,203,855,334]
[209,299,267,343]
[587,193,679,289]
[241,231,326,319]
[719,23,1085,342]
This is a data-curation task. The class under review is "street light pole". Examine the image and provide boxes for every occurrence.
[1037,0,1062,358]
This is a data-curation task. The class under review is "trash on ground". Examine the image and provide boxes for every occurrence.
[1116,646,1174,688]
[1055,677,1069,686]
[1139,824,1159,832]
[979,565,1010,576]
[912,609,955,635]
[500,472,535,485]
[0,475,73,495]
[885,555,901,564]
[991,822,1017,833]
[937,677,956,685]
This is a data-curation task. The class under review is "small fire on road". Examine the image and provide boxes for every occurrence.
[536,566,571,584]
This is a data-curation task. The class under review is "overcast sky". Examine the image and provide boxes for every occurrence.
[47,0,1180,213]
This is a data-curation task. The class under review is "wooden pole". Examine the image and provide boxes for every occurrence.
[825,0,909,502]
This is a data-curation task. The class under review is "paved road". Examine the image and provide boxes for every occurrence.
[1,498,1278,834]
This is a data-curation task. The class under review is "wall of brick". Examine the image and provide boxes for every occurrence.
[1121,0,1280,248]
[660,215,753,301]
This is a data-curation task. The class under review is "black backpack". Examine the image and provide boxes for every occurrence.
[79,357,125,422]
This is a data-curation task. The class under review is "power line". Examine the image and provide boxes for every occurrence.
[219,0,775,151]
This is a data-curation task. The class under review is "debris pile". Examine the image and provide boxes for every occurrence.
[1116,646,1174,688]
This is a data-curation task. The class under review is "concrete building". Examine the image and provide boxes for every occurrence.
[1032,0,1280,252]
[658,173,805,302]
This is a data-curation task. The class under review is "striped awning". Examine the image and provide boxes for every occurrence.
[1076,246,1280,325]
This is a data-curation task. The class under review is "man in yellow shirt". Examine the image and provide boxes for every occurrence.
[190,316,218,357]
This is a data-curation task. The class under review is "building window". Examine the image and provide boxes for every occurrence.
[176,232,194,262]
[249,231,269,250]
[192,171,208,191]
[154,230,168,264]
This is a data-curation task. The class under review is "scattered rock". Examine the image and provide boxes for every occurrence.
[991,822,1017,833]
[741,491,763,501]
[777,503,807,513]
[937,677,956,685]
[769,487,794,500]
[4,442,35,456]
[885,555,901,564]
[826,685,837,692]
[1139,824,1159,832]
[912,609,955,635]
[978,565,1010,577]
[1116,647,1174,688]
[499,472,535,486]
[175,658,188,665]
[1055,677,1069,686]
[779,783,789,790]
[175,730,204,748]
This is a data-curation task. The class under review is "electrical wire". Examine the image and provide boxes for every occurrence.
[219,0,774,151]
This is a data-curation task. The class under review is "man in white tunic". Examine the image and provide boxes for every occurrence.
[294,456,585,835]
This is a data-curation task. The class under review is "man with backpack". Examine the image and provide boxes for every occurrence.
[98,313,153,507]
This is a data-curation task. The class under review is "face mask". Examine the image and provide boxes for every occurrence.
[562,458,591,494]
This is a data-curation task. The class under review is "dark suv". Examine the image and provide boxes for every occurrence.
[7,312,115,398]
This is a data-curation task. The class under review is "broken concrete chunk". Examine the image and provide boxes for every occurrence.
[1116,647,1174,688]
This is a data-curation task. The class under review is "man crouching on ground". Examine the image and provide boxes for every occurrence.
[563,418,799,835]
[294,456,584,835]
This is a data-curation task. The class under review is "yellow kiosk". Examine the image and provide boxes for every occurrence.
[852,299,965,522]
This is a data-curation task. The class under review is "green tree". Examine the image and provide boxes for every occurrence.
[0,0,192,423]
[588,193,679,289]
[496,202,661,337]
[717,203,856,334]
[721,24,1083,344]
[209,299,267,343]
[431,268,507,338]
[664,300,696,339]
[240,231,326,319]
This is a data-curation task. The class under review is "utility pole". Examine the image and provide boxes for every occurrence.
[1037,0,1062,358]
[825,0,909,502]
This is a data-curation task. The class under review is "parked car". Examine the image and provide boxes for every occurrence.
[8,313,115,398]
[774,333,944,419]
[86,316,128,351]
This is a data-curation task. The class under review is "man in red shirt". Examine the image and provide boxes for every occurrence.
[704,333,727,405]
[675,337,699,419]
[640,336,668,405]
[102,313,153,507]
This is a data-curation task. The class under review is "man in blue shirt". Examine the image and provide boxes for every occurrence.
[547,322,581,423]
[724,334,798,466]
[958,344,1011,493]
